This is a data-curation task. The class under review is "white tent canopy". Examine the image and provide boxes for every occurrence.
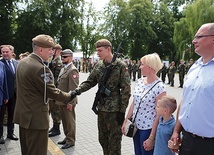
[73,51,99,62]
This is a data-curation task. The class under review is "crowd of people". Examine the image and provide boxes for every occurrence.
[127,58,195,88]
[0,22,214,155]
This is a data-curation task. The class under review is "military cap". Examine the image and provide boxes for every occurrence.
[95,39,112,48]
[32,34,55,48]
[61,49,73,56]
[53,44,62,50]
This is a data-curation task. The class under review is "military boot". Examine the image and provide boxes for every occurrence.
[49,124,61,137]
[49,127,54,133]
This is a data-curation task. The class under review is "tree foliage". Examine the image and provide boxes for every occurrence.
[0,0,16,45]
[126,0,155,59]
[173,0,214,61]
[150,2,175,61]
[13,0,82,54]
[2,0,214,63]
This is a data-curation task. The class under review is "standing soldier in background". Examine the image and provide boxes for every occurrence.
[56,49,79,149]
[132,60,138,81]
[69,39,131,155]
[161,62,167,83]
[48,44,63,137]
[168,61,176,87]
[137,59,141,79]
[177,59,186,88]
[186,58,194,74]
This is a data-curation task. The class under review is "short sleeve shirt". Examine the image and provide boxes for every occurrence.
[133,78,165,130]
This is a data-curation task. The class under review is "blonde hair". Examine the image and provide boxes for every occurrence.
[140,53,162,73]
[160,95,177,113]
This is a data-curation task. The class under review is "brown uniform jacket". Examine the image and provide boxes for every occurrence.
[13,53,71,130]
[56,63,79,105]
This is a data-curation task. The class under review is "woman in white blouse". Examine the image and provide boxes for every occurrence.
[122,53,166,155]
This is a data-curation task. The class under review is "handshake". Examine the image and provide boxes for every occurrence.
[69,89,81,101]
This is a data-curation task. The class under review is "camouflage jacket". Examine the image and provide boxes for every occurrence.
[50,57,63,84]
[77,59,131,113]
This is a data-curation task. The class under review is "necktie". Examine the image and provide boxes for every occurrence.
[8,60,15,74]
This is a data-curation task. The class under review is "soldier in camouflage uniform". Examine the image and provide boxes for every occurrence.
[132,60,138,81]
[177,59,186,88]
[70,39,131,155]
[48,44,63,137]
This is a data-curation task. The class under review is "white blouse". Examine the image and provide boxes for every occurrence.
[132,78,166,130]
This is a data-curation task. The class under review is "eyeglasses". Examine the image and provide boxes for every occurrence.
[194,34,214,39]
[61,55,71,59]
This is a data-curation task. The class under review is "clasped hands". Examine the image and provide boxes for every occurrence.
[70,89,80,101]
[168,132,181,153]
[143,136,155,151]
[66,89,80,111]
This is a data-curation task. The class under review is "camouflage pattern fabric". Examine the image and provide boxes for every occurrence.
[98,111,122,155]
[77,58,131,155]
[49,57,63,123]
[78,59,131,113]
[49,100,61,124]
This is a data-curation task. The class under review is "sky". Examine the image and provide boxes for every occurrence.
[85,0,109,11]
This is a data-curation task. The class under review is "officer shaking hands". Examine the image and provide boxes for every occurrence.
[13,34,74,155]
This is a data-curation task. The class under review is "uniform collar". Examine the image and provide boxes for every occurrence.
[64,62,73,69]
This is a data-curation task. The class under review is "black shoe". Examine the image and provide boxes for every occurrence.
[61,144,74,149]
[58,140,66,145]
[7,134,18,141]
[49,127,54,133]
[49,130,60,137]
[0,136,5,144]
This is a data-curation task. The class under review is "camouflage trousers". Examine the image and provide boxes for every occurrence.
[98,111,122,155]
[49,99,61,124]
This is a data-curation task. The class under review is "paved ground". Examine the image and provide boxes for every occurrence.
[0,72,183,155]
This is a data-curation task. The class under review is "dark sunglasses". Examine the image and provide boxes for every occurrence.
[61,55,71,59]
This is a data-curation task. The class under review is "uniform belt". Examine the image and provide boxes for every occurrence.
[183,130,214,140]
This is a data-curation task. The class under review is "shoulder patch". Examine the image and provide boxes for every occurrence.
[72,74,78,79]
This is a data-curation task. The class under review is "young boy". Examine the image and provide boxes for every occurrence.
[154,95,177,155]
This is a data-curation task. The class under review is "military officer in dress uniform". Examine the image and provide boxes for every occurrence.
[13,34,73,155]
[48,43,63,137]
[69,39,131,155]
[56,49,79,149]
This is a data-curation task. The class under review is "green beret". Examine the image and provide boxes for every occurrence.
[53,44,62,50]
[95,39,112,48]
[61,49,73,55]
[32,34,55,48]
